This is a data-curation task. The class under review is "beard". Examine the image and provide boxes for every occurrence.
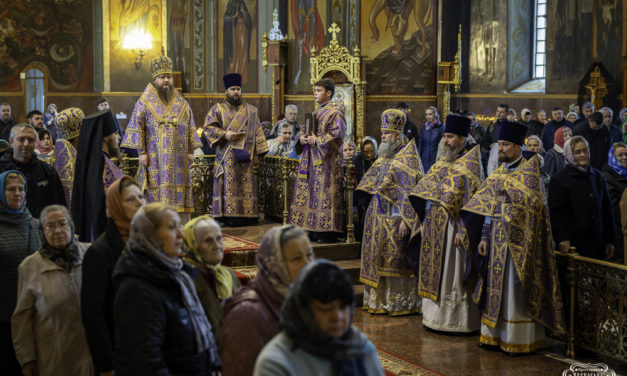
[226,94,242,107]
[379,138,401,158]
[156,83,174,103]
[440,143,463,162]
[106,136,121,159]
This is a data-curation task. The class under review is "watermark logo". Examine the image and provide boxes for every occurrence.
[562,363,616,376]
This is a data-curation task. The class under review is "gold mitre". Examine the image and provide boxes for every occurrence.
[150,56,173,79]
[380,109,406,133]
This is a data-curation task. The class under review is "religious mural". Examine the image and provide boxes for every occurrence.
[546,0,594,93]
[469,0,507,92]
[0,0,93,91]
[359,0,436,93]
[218,0,258,92]
[108,0,165,92]
[168,0,191,91]
[287,0,327,93]
[594,0,622,89]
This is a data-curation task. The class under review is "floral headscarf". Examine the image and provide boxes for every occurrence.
[608,143,627,178]
[256,225,305,297]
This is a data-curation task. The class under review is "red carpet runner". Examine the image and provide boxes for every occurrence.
[222,234,259,284]
[377,348,445,376]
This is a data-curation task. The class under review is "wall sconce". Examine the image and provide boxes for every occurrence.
[122,29,152,70]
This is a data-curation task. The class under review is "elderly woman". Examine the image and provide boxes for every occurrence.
[354,136,378,183]
[221,225,314,376]
[549,136,616,260]
[417,106,443,172]
[543,126,572,177]
[254,259,383,376]
[603,143,627,261]
[0,171,41,375]
[342,140,357,164]
[566,111,578,124]
[12,204,92,376]
[81,176,145,376]
[113,203,220,375]
[525,135,545,154]
[35,129,55,164]
[183,216,241,350]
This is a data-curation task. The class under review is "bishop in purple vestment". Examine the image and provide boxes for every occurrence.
[121,56,201,218]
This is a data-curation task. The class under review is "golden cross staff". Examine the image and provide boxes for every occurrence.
[328,23,340,41]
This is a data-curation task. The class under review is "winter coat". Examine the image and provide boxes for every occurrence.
[417,121,443,172]
[549,165,616,259]
[81,219,125,373]
[602,165,627,260]
[221,274,283,376]
[113,248,221,376]
[541,119,574,150]
[11,246,93,376]
[543,148,566,177]
[0,150,66,218]
[194,265,241,351]
[0,209,40,323]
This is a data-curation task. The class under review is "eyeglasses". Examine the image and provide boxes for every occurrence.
[43,221,70,232]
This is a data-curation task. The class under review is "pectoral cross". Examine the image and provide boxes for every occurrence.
[328,23,340,41]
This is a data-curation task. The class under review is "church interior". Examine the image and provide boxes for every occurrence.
[2,0,627,375]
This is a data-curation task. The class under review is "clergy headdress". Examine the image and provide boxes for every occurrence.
[443,114,471,137]
[498,120,527,146]
[150,56,173,79]
[55,107,85,140]
[223,73,242,90]
[380,109,406,133]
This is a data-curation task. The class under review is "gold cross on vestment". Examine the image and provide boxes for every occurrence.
[493,262,502,274]
[328,23,340,40]
[495,229,505,244]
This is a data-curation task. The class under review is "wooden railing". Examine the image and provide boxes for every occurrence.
[119,154,356,242]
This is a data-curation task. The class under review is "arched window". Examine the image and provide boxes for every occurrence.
[534,0,547,78]
[24,67,45,113]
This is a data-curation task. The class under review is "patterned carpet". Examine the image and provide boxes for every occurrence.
[378,349,444,376]
[223,234,259,284]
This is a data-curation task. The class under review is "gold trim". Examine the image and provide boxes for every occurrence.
[459,93,579,99]
[0,92,23,96]
[99,92,271,99]
[479,334,546,353]
[555,251,627,270]
[367,95,437,102]
[103,0,110,92]
[45,92,102,97]
[161,0,167,55]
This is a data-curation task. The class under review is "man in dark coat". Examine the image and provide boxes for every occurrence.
[573,112,611,170]
[397,102,419,142]
[0,124,66,217]
[541,107,574,150]
[575,101,595,126]
[0,103,17,141]
[487,104,509,146]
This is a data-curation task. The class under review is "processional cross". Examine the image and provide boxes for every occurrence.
[328,23,340,41]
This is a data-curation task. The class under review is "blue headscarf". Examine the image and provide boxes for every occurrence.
[608,144,627,178]
[0,170,27,216]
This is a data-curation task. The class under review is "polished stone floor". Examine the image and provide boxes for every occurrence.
[352,310,627,376]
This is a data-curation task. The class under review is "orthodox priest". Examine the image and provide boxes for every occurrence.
[461,121,566,354]
[72,110,124,241]
[121,56,201,222]
[204,73,268,226]
[409,114,482,333]
[289,78,346,242]
[53,107,85,211]
[358,109,423,315]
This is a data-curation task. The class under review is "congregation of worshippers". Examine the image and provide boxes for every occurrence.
[1,55,626,376]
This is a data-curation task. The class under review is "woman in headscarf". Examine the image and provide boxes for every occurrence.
[81,176,145,376]
[354,136,378,183]
[417,106,443,172]
[525,135,545,155]
[543,126,572,177]
[34,129,55,164]
[602,143,627,262]
[566,111,578,124]
[549,136,616,260]
[0,170,40,375]
[12,204,92,376]
[113,203,221,376]
[221,225,314,376]
[183,216,241,350]
[254,260,383,376]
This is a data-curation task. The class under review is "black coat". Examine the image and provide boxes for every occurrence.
[548,165,616,259]
[403,118,419,142]
[0,150,66,218]
[602,164,627,259]
[573,123,612,171]
[81,219,126,373]
[353,152,376,184]
[113,248,221,376]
